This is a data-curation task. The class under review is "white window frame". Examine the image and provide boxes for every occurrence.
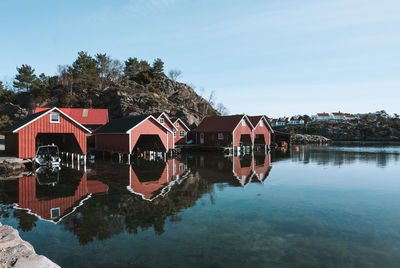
[218,133,224,140]
[50,207,60,219]
[176,122,179,127]
[179,130,185,137]
[179,163,184,172]
[173,130,176,137]
[241,119,245,126]
[160,118,164,124]
[50,113,60,123]
[260,120,263,127]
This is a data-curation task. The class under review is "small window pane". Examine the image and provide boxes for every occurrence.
[179,130,185,137]
[50,113,59,123]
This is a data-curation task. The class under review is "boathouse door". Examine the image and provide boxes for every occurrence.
[200,133,204,144]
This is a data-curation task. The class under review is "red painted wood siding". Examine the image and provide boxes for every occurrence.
[252,120,271,145]
[16,112,87,158]
[130,118,170,152]
[174,122,187,145]
[232,119,253,147]
[196,131,233,146]
[95,133,130,153]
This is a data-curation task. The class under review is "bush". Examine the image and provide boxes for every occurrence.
[0,90,16,103]
[0,115,10,130]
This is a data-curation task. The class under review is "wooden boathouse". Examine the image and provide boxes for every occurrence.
[94,114,173,161]
[248,115,274,150]
[35,107,109,147]
[151,112,177,149]
[172,118,190,145]
[194,115,254,153]
[2,107,91,159]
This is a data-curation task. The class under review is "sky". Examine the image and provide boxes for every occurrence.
[0,0,399,117]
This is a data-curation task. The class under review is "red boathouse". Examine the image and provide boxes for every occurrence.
[2,107,91,158]
[151,112,177,149]
[94,114,173,156]
[248,115,273,147]
[195,115,254,149]
[172,118,190,145]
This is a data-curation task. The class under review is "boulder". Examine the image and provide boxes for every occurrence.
[0,223,60,268]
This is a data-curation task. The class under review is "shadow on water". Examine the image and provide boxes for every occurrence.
[0,145,399,267]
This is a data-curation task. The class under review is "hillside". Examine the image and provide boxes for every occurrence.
[0,53,219,130]
[275,119,400,142]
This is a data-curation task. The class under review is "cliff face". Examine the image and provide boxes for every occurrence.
[275,120,400,141]
[0,76,218,129]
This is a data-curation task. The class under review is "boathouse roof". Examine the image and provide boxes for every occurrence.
[2,107,91,133]
[95,114,172,134]
[196,115,253,132]
[248,115,274,132]
[35,107,108,125]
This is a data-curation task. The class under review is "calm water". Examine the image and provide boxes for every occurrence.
[1,144,400,267]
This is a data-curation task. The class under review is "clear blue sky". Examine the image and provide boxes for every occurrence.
[1,0,399,117]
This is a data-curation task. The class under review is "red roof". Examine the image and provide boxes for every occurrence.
[332,112,345,116]
[344,114,355,118]
[35,107,108,125]
[317,113,330,116]
[196,115,250,132]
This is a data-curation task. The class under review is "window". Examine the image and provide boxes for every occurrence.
[160,118,164,124]
[179,163,185,172]
[50,113,60,123]
[51,208,60,219]
[173,130,176,137]
[176,122,180,127]
[82,109,88,117]
[241,119,245,126]
[218,133,224,140]
[260,120,263,127]
[179,130,185,137]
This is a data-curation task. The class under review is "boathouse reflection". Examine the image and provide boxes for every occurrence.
[0,153,273,244]
[193,153,272,187]
[2,167,108,229]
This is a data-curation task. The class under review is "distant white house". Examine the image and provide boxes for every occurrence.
[289,115,305,125]
[271,117,288,127]
[312,113,331,121]
[331,112,346,120]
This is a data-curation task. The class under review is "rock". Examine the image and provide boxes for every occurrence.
[291,134,332,144]
[0,224,60,268]
[0,161,26,176]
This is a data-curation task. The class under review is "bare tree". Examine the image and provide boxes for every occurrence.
[58,65,74,94]
[168,69,182,81]
[216,102,229,115]
[207,90,215,106]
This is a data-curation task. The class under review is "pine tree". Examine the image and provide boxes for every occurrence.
[72,51,99,89]
[124,57,140,80]
[152,58,164,76]
[13,64,37,92]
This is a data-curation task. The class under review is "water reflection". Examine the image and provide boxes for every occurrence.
[193,153,272,187]
[273,144,400,167]
[0,145,400,267]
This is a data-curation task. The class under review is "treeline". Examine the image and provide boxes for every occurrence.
[0,51,228,115]
[0,52,169,106]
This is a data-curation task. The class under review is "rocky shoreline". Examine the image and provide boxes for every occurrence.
[291,134,332,145]
[0,222,59,267]
[0,160,29,180]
